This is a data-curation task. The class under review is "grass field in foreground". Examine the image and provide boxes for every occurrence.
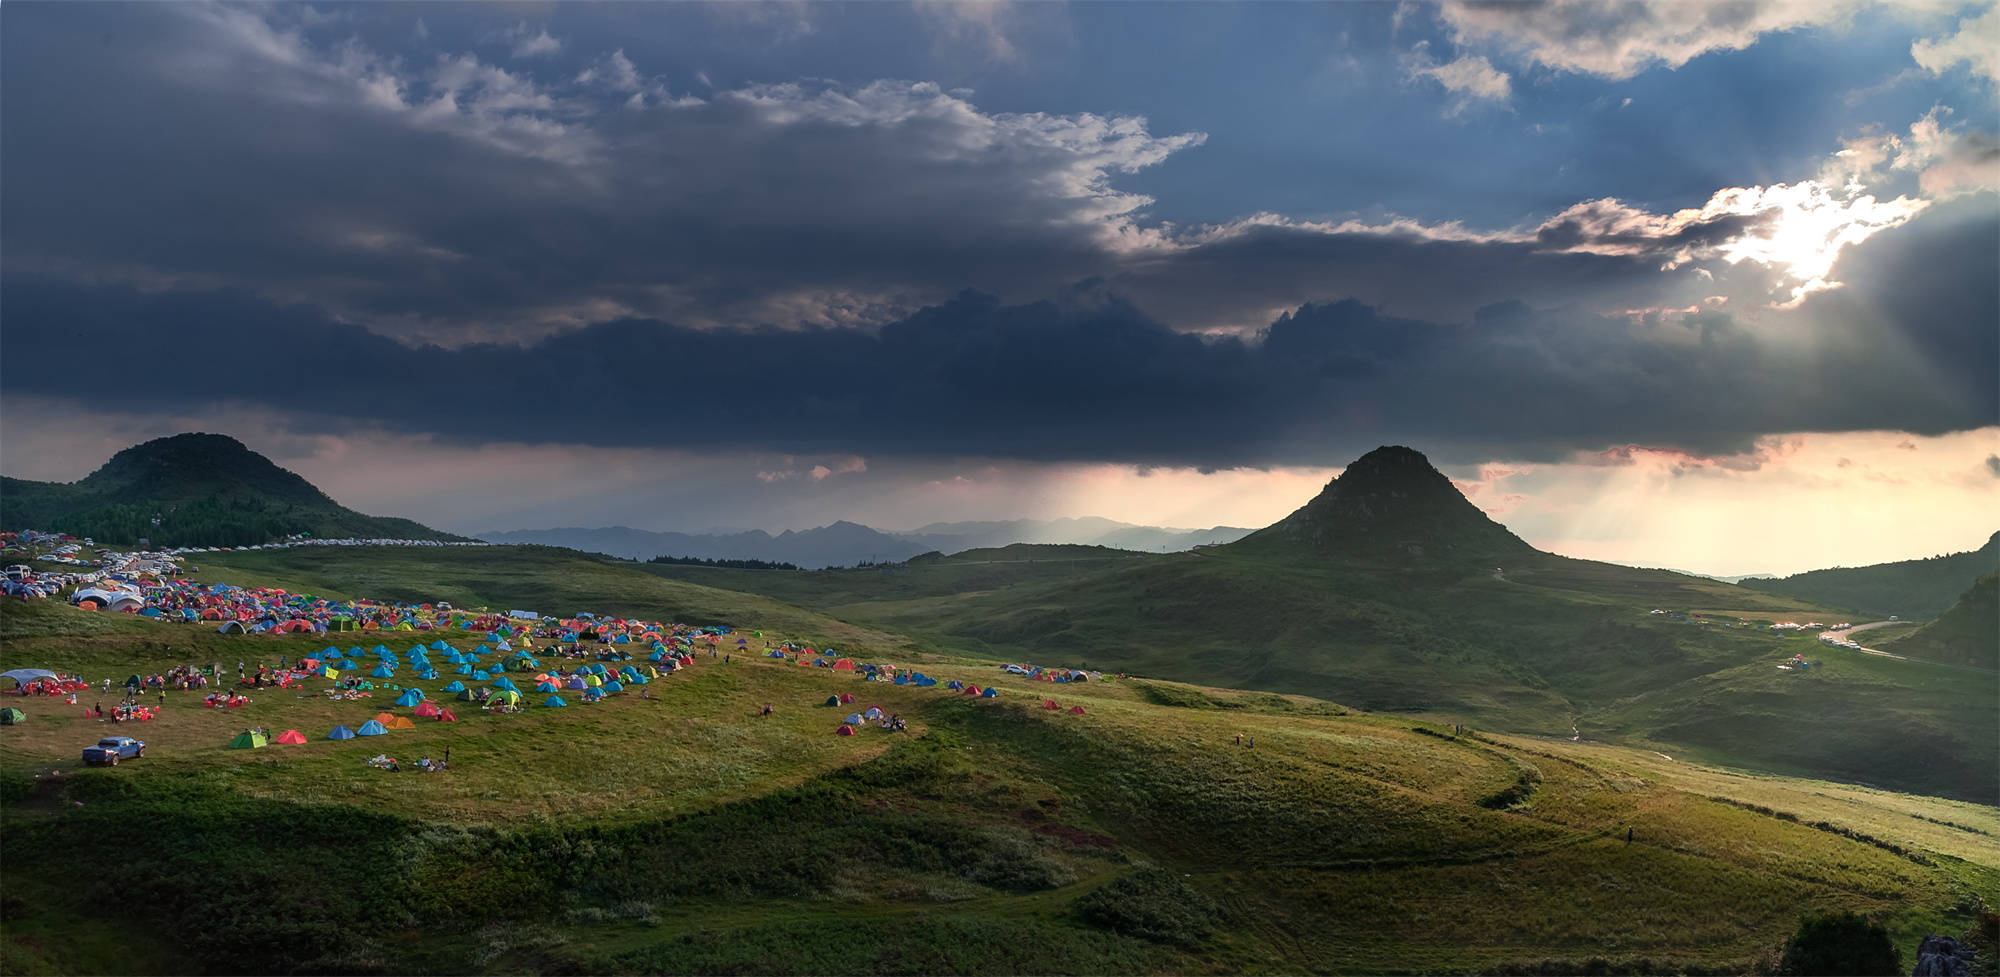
[3,589,1995,975]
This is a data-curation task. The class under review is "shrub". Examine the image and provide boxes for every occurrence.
[1075,866,1217,948]
[1776,911,1902,976]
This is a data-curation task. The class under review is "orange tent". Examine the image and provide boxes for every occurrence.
[372,712,396,725]
[389,716,416,730]
[274,729,307,744]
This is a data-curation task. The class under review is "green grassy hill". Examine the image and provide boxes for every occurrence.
[1738,532,2000,620]
[631,448,1997,803]
[0,433,464,546]
[1881,572,1999,669]
[2,592,1994,976]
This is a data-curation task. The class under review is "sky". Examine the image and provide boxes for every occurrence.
[1,0,1996,575]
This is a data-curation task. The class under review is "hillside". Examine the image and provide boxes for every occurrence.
[1881,572,1999,669]
[640,447,1998,802]
[0,433,462,547]
[1230,445,1536,566]
[1738,531,2000,619]
[1,590,1994,975]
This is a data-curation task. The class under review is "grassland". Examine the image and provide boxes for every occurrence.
[3,563,1997,975]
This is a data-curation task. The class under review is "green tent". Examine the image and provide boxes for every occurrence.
[125,674,143,688]
[228,730,268,749]
[0,707,26,725]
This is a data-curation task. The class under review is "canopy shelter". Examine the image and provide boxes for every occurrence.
[1,668,58,689]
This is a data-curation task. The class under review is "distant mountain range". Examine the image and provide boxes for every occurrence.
[0,433,463,547]
[478,518,1254,568]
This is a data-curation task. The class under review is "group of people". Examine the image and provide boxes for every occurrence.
[204,691,253,709]
[12,675,86,697]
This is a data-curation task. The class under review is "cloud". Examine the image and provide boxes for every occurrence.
[1433,0,1900,79]
[576,49,642,92]
[913,0,1028,62]
[1912,1,2000,83]
[4,192,1991,470]
[1405,44,1512,107]
[498,22,563,59]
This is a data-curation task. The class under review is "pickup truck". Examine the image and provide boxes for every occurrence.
[83,737,145,765]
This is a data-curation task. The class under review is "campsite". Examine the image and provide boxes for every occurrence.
[2,541,1996,975]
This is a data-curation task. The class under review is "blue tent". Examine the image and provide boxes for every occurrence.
[442,681,466,693]
[416,669,438,681]
[589,663,607,675]
[492,677,519,691]
[369,664,396,678]
[430,641,451,651]
[947,680,964,690]
[327,725,356,740]
[625,674,649,685]
[321,646,341,658]
[845,712,864,725]
[455,663,473,674]
[566,676,587,690]
[408,644,428,655]
[371,645,390,655]
[768,650,787,659]
[980,687,999,698]
[542,696,568,708]
[649,650,667,662]
[356,720,388,736]
[395,688,423,707]
[535,681,558,693]
[603,680,624,692]
[472,670,491,681]
[894,674,910,685]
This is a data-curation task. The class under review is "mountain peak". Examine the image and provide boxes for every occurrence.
[1232,445,1532,565]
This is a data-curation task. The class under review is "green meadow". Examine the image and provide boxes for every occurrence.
[2,547,1995,974]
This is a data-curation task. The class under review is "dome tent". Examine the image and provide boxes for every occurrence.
[327,725,357,740]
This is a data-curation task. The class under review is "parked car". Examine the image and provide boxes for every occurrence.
[83,737,145,765]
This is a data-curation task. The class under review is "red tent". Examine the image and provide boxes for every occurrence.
[836,724,856,736]
[832,658,857,672]
[1069,705,1086,715]
[414,700,441,718]
[838,693,855,704]
[437,709,458,722]
[1042,699,1059,710]
[274,729,308,745]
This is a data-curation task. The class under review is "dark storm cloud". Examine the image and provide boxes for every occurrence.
[0,1,1735,343]
[4,200,1991,468]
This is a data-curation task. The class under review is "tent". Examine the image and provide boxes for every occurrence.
[327,725,357,740]
[839,693,855,704]
[228,730,268,749]
[217,621,250,634]
[602,681,624,692]
[275,729,307,744]
[535,681,558,693]
[395,689,424,708]
[832,658,857,672]
[1069,706,1086,715]
[542,696,568,708]
[1,668,58,689]
[491,689,522,705]
[946,680,964,690]
[823,695,840,707]
[1043,699,1059,710]
[980,687,999,698]
[437,709,458,722]
[389,716,417,730]
[356,720,388,736]
[844,712,864,725]
[414,700,441,718]
[492,677,519,691]
[836,724,856,736]
[442,681,466,693]
[864,707,885,720]
[369,664,396,678]
[0,707,26,725]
